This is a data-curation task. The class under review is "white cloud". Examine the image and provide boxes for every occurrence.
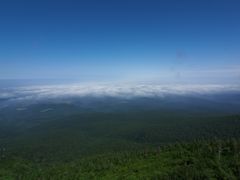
[0,83,239,105]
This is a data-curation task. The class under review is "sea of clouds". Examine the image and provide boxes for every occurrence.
[0,83,240,104]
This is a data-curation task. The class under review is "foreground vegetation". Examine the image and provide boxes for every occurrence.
[1,109,240,179]
[1,139,240,179]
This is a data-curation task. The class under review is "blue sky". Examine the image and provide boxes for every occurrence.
[0,0,240,84]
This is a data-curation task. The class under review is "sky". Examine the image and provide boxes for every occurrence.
[0,0,240,84]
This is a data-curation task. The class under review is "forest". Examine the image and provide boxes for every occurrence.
[0,108,240,179]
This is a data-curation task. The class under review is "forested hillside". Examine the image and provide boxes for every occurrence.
[1,139,240,179]
[0,111,240,179]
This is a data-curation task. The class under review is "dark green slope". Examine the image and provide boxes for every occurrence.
[1,109,240,179]
[4,112,240,160]
[1,139,240,179]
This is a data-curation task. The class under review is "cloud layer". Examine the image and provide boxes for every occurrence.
[0,83,240,105]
